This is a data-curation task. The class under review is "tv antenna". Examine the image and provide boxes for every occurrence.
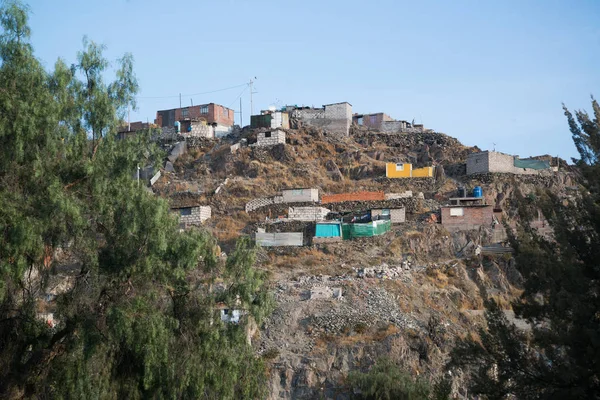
[493,142,497,151]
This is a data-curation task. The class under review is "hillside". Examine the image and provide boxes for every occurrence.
[153,126,578,399]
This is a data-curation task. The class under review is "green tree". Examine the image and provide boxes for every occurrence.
[347,358,432,400]
[0,2,271,398]
[450,97,600,399]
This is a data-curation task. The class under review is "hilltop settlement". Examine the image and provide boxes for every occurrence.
[78,99,574,398]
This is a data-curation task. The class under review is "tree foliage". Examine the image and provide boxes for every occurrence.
[347,358,433,400]
[0,2,271,398]
[450,97,600,399]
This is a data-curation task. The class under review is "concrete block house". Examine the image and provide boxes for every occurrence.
[467,151,552,175]
[256,130,286,147]
[156,103,235,138]
[281,188,319,203]
[288,102,352,136]
[170,194,211,227]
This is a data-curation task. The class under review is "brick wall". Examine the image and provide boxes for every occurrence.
[321,191,385,204]
[441,206,493,231]
[157,104,234,128]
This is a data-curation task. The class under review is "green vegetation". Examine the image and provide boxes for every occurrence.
[0,2,271,398]
[450,97,600,398]
[347,358,437,400]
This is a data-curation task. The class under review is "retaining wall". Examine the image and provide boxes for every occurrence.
[245,196,284,212]
[288,207,330,221]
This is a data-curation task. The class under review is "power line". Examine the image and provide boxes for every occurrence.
[137,83,248,100]
[228,85,249,109]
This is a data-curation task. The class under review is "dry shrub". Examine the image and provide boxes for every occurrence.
[425,268,449,289]
[213,217,246,243]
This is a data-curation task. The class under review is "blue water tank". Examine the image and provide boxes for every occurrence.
[473,186,483,198]
[174,121,181,133]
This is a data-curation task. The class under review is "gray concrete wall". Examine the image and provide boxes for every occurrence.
[256,232,303,247]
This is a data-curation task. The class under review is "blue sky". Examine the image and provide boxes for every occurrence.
[26,0,600,160]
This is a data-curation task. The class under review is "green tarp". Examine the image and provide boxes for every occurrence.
[513,158,550,170]
[342,220,391,240]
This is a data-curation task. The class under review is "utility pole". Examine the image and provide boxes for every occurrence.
[179,93,182,109]
[249,77,257,116]
[240,97,243,127]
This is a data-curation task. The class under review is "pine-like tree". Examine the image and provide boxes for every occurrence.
[449,98,600,399]
[0,2,271,398]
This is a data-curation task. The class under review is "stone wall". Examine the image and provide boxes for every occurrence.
[384,191,413,200]
[288,207,330,221]
[321,191,385,204]
[257,130,286,147]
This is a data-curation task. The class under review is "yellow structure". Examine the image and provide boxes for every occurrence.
[385,163,434,178]
[386,163,412,178]
[411,166,434,177]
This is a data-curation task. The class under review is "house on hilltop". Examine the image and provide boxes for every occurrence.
[352,112,394,130]
[156,103,234,138]
[467,151,553,175]
[251,108,290,129]
[286,102,352,136]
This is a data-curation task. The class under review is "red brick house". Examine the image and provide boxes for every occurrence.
[441,205,494,231]
[155,103,235,137]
